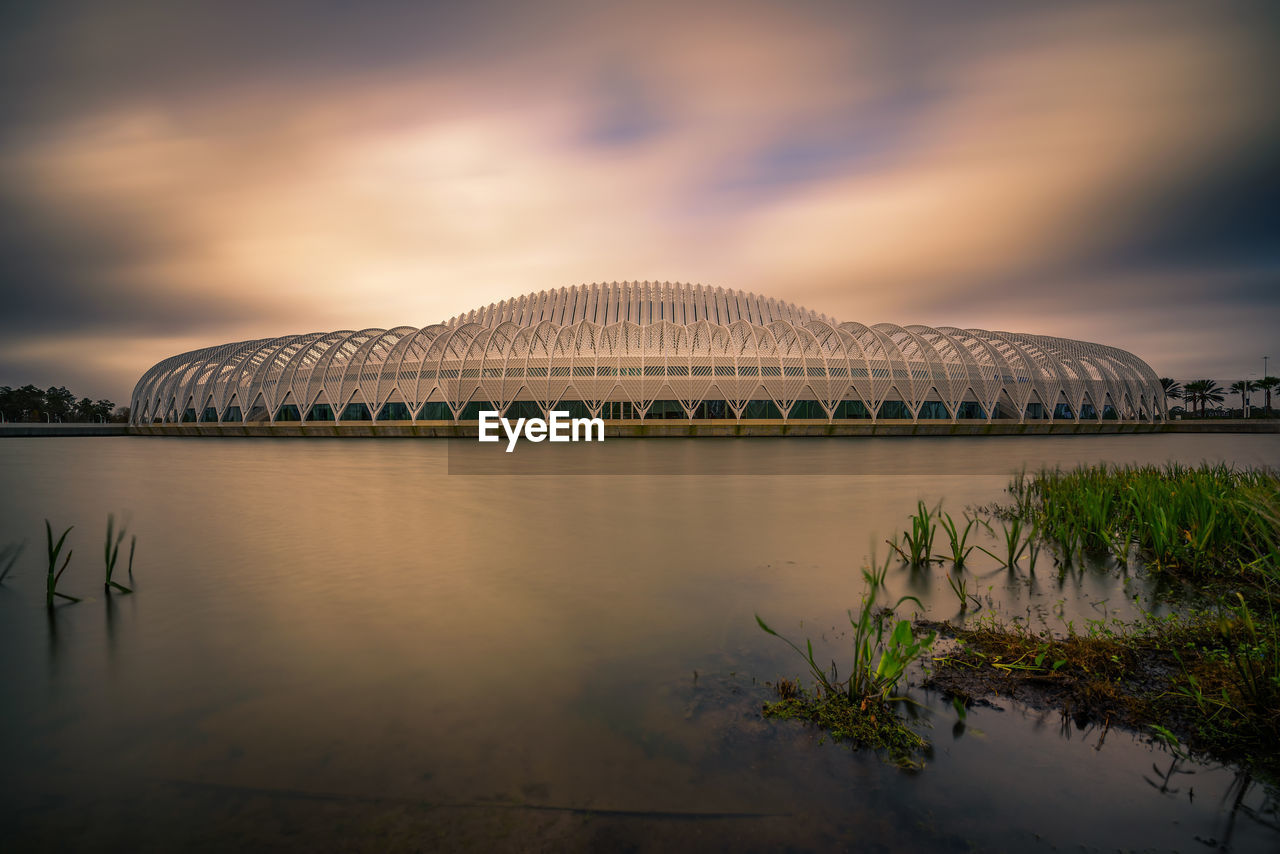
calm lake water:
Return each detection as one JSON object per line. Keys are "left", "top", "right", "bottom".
{"left": 1, "top": 435, "right": 1278, "bottom": 852}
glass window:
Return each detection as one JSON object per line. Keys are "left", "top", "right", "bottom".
{"left": 832, "top": 400, "right": 870, "bottom": 419}
{"left": 741, "top": 399, "right": 783, "bottom": 419}
{"left": 877, "top": 400, "right": 910, "bottom": 419}
{"left": 917, "top": 401, "right": 949, "bottom": 420}
{"left": 418, "top": 402, "right": 452, "bottom": 420}
{"left": 377, "top": 402, "right": 411, "bottom": 421}
{"left": 645, "top": 399, "right": 685, "bottom": 419}
{"left": 458, "top": 400, "right": 496, "bottom": 420}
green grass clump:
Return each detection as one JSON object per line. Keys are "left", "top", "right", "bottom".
{"left": 1008, "top": 463, "right": 1280, "bottom": 582}
{"left": 887, "top": 501, "right": 939, "bottom": 567}
{"left": 928, "top": 593, "right": 1280, "bottom": 778}
{"left": 762, "top": 692, "right": 928, "bottom": 767}
{"left": 756, "top": 554, "right": 936, "bottom": 765}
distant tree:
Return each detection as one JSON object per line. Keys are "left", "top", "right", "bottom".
{"left": 93, "top": 399, "right": 116, "bottom": 422}
{"left": 1, "top": 385, "right": 46, "bottom": 421}
{"left": 111, "top": 406, "right": 130, "bottom": 423}
{"left": 1196, "top": 380, "right": 1225, "bottom": 415}
{"left": 74, "top": 397, "right": 96, "bottom": 422}
{"left": 1229, "top": 380, "right": 1254, "bottom": 413}
{"left": 1159, "top": 378, "right": 1183, "bottom": 407}
{"left": 44, "top": 386, "right": 75, "bottom": 422}
{"left": 1257, "top": 376, "right": 1279, "bottom": 417}
{"left": 1182, "top": 380, "right": 1205, "bottom": 416}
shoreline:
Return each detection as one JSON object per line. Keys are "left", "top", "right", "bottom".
{"left": 2, "top": 419, "right": 1278, "bottom": 438}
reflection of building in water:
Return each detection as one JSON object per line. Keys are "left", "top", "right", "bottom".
{"left": 132, "top": 282, "right": 1163, "bottom": 426}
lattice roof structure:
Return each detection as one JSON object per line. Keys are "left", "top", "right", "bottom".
{"left": 131, "top": 282, "right": 1164, "bottom": 425}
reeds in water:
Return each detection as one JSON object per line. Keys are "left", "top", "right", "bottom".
{"left": 103, "top": 514, "right": 133, "bottom": 594}
{"left": 44, "top": 521, "right": 77, "bottom": 607}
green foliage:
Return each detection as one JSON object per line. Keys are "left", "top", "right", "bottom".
{"left": 887, "top": 501, "right": 938, "bottom": 567}
{"left": 0, "top": 384, "right": 117, "bottom": 422}
{"left": 103, "top": 514, "right": 133, "bottom": 594}
{"left": 44, "top": 521, "right": 78, "bottom": 607}
{"left": 762, "top": 694, "right": 928, "bottom": 767}
{"left": 757, "top": 553, "right": 935, "bottom": 704}
{"left": 1008, "top": 464, "right": 1280, "bottom": 582}
{"left": 938, "top": 510, "right": 977, "bottom": 568}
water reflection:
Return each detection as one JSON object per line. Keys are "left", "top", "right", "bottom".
{"left": 0, "top": 435, "right": 1276, "bottom": 850}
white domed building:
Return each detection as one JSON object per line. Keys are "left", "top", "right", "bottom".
{"left": 131, "top": 282, "right": 1164, "bottom": 429}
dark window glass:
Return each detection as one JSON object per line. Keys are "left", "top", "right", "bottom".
{"left": 832, "top": 399, "right": 871, "bottom": 419}
{"left": 276, "top": 404, "right": 302, "bottom": 422}
{"left": 340, "top": 402, "right": 372, "bottom": 421}
{"left": 877, "top": 400, "right": 911, "bottom": 419}
{"left": 458, "top": 401, "right": 496, "bottom": 420}
{"left": 917, "top": 401, "right": 949, "bottom": 420}
{"left": 504, "top": 400, "right": 544, "bottom": 420}
{"left": 645, "top": 399, "right": 685, "bottom": 419}
{"left": 222, "top": 406, "right": 243, "bottom": 422}
{"left": 787, "top": 400, "right": 827, "bottom": 419}
{"left": 306, "top": 403, "right": 334, "bottom": 421}
{"left": 377, "top": 402, "right": 411, "bottom": 421}
{"left": 552, "top": 400, "right": 593, "bottom": 419}
{"left": 690, "top": 400, "right": 728, "bottom": 419}
{"left": 418, "top": 402, "right": 452, "bottom": 420}
{"left": 741, "top": 399, "right": 783, "bottom": 419}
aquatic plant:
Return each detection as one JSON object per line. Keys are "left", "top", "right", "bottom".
{"left": 1012, "top": 463, "right": 1280, "bottom": 582}
{"left": 756, "top": 553, "right": 935, "bottom": 704}
{"left": 887, "top": 501, "right": 938, "bottom": 567}
{"left": 103, "top": 514, "right": 133, "bottom": 594}
{"left": 946, "top": 570, "right": 979, "bottom": 612}
{"left": 938, "top": 510, "right": 978, "bottom": 569}
{"left": 44, "top": 521, "right": 77, "bottom": 607}
{"left": 977, "top": 517, "right": 1029, "bottom": 571}
{"left": 757, "top": 553, "right": 937, "bottom": 764}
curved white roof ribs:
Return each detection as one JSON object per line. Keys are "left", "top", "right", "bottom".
{"left": 131, "top": 282, "right": 1165, "bottom": 425}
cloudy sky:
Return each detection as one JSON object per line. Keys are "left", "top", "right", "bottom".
{"left": 1, "top": 0, "right": 1276, "bottom": 402}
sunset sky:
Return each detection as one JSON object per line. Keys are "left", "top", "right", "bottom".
{"left": 1, "top": 0, "right": 1276, "bottom": 402}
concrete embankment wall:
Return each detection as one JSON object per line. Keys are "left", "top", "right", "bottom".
{"left": 0, "top": 424, "right": 130, "bottom": 437}
{"left": 123, "top": 419, "right": 1278, "bottom": 438}
{"left": 3, "top": 420, "right": 1274, "bottom": 438}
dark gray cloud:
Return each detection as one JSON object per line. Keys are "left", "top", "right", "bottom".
{"left": 1, "top": 0, "right": 1277, "bottom": 401}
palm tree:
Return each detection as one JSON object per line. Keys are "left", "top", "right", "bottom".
{"left": 1183, "top": 380, "right": 1205, "bottom": 417}
{"left": 1229, "top": 379, "right": 1254, "bottom": 414}
{"left": 1197, "top": 379, "right": 1225, "bottom": 416}
{"left": 1159, "top": 378, "right": 1183, "bottom": 409}
{"left": 1257, "top": 376, "right": 1279, "bottom": 417}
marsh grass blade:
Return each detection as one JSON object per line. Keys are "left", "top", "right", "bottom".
{"left": 44, "top": 520, "right": 77, "bottom": 607}
{"left": 103, "top": 514, "right": 132, "bottom": 594}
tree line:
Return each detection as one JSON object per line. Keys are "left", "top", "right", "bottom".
{"left": 1160, "top": 376, "right": 1279, "bottom": 417}
{"left": 0, "top": 385, "right": 128, "bottom": 423}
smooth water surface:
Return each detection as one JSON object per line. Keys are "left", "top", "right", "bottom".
{"left": 1, "top": 435, "right": 1278, "bottom": 851}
